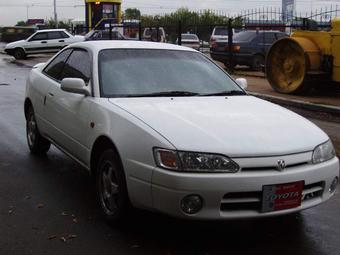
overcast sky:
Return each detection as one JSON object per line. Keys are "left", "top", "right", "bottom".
{"left": 0, "top": 0, "right": 339, "bottom": 26}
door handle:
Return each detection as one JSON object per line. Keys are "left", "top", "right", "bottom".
{"left": 58, "top": 40, "right": 65, "bottom": 42}
{"left": 48, "top": 92, "right": 54, "bottom": 97}
{"left": 41, "top": 41, "right": 47, "bottom": 44}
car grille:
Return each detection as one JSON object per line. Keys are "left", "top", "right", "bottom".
{"left": 220, "top": 182, "right": 324, "bottom": 213}
{"left": 241, "top": 162, "right": 310, "bottom": 172}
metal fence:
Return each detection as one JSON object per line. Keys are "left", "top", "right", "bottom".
{"left": 72, "top": 6, "right": 340, "bottom": 73}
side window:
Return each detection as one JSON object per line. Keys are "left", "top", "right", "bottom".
{"left": 60, "top": 49, "right": 91, "bottom": 84}
{"left": 30, "top": 32, "right": 48, "bottom": 41}
{"left": 252, "top": 34, "right": 262, "bottom": 44}
{"left": 43, "top": 49, "right": 73, "bottom": 80}
{"left": 276, "top": 33, "right": 287, "bottom": 40}
{"left": 264, "top": 33, "right": 276, "bottom": 44}
{"left": 61, "top": 31, "right": 70, "bottom": 38}
{"left": 48, "top": 31, "right": 63, "bottom": 40}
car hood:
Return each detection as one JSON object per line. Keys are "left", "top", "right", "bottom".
{"left": 108, "top": 96, "right": 328, "bottom": 157}
{"left": 5, "top": 40, "right": 25, "bottom": 49}
{"left": 73, "top": 35, "right": 85, "bottom": 42}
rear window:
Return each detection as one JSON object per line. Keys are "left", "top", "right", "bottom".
{"left": 214, "top": 27, "right": 228, "bottom": 36}
{"left": 144, "top": 29, "right": 163, "bottom": 36}
{"left": 182, "top": 34, "right": 198, "bottom": 40}
{"left": 233, "top": 31, "right": 256, "bottom": 42}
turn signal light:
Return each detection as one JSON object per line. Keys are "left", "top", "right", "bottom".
{"left": 154, "top": 149, "right": 179, "bottom": 170}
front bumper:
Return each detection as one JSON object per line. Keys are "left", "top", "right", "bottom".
{"left": 4, "top": 49, "right": 14, "bottom": 55}
{"left": 151, "top": 156, "right": 339, "bottom": 219}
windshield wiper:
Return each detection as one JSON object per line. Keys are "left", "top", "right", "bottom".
{"left": 126, "top": 91, "right": 201, "bottom": 97}
{"left": 200, "top": 90, "right": 246, "bottom": 96}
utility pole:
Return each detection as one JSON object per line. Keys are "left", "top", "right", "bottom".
{"left": 54, "top": 0, "right": 58, "bottom": 28}
{"left": 26, "top": 5, "right": 29, "bottom": 21}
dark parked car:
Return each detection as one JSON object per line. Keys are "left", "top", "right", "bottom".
{"left": 1, "top": 26, "right": 37, "bottom": 43}
{"left": 85, "top": 30, "right": 133, "bottom": 41}
{"left": 210, "top": 30, "right": 287, "bottom": 70}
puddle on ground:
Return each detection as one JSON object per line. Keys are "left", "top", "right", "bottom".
{"left": 2, "top": 57, "right": 33, "bottom": 68}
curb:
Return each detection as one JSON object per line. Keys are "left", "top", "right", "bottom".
{"left": 249, "top": 91, "right": 340, "bottom": 118}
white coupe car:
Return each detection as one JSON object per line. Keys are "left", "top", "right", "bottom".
{"left": 5, "top": 29, "right": 84, "bottom": 59}
{"left": 25, "top": 41, "right": 339, "bottom": 222}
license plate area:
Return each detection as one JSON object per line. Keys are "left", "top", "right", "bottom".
{"left": 262, "top": 181, "right": 304, "bottom": 213}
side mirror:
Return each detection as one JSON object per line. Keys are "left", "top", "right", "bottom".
{"left": 61, "top": 78, "right": 90, "bottom": 96}
{"left": 235, "top": 78, "right": 248, "bottom": 90}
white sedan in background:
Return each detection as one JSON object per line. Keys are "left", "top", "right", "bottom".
{"left": 177, "top": 33, "right": 200, "bottom": 50}
{"left": 25, "top": 41, "right": 339, "bottom": 222}
{"left": 5, "top": 29, "right": 84, "bottom": 59}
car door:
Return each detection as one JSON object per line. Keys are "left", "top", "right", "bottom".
{"left": 25, "top": 32, "right": 49, "bottom": 53}
{"left": 44, "top": 48, "right": 92, "bottom": 163}
{"left": 47, "top": 31, "right": 65, "bottom": 52}
{"left": 39, "top": 49, "right": 73, "bottom": 135}
{"left": 58, "top": 30, "right": 74, "bottom": 46}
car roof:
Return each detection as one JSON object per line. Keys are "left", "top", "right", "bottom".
{"left": 35, "top": 29, "right": 67, "bottom": 33}
{"left": 69, "top": 41, "right": 197, "bottom": 53}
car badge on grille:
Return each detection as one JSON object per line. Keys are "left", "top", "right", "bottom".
{"left": 277, "top": 159, "right": 286, "bottom": 171}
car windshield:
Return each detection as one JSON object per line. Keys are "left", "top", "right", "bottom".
{"left": 98, "top": 49, "right": 244, "bottom": 97}
{"left": 182, "top": 34, "right": 198, "bottom": 40}
{"left": 145, "top": 29, "right": 162, "bottom": 36}
{"left": 214, "top": 27, "right": 228, "bottom": 36}
{"left": 233, "top": 31, "right": 256, "bottom": 42}
{"left": 85, "top": 30, "right": 96, "bottom": 38}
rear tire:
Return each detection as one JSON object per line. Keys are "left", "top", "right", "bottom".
{"left": 13, "top": 48, "right": 26, "bottom": 60}
{"left": 251, "top": 54, "right": 264, "bottom": 71}
{"left": 95, "top": 149, "right": 129, "bottom": 223}
{"left": 26, "top": 107, "right": 51, "bottom": 155}
{"left": 224, "top": 61, "right": 236, "bottom": 71}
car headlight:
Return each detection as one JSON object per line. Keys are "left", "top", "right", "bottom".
{"left": 153, "top": 148, "right": 240, "bottom": 173}
{"left": 312, "top": 140, "right": 336, "bottom": 164}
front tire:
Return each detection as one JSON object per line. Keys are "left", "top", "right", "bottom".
{"left": 13, "top": 48, "right": 26, "bottom": 60}
{"left": 96, "top": 149, "right": 129, "bottom": 223}
{"left": 26, "top": 107, "right": 50, "bottom": 154}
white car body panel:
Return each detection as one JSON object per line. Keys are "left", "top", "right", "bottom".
{"left": 108, "top": 97, "right": 328, "bottom": 157}
{"left": 5, "top": 29, "right": 84, "bottom": 55}
{"left": 25, "top": 41, "right": 339, "bottom": 220}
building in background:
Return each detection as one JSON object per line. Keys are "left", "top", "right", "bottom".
{"left": 85, "top": 0, "right": 122, "bottom": 30}
{"left": 282, "top": 0, "right": 296, "bottom": 22}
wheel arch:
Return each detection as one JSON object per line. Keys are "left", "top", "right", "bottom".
{"left": 24, "top": 98, "right": 33, "bottom": 120}
{"left": 90, "top": 135, "right": 124, "bottom": 177}
{"left": 14, "top": 47, "right": 27, "bottom": 53}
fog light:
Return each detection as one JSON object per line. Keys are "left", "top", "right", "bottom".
{"left": 329, "top": 177, "right": 338, "bottom": 193}
{"left": 180, "top": 195, "right": 203, "bottom": 214}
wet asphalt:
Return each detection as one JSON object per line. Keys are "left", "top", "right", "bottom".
{"left": 0, "top": 53, "right": 340, "bottom": 255}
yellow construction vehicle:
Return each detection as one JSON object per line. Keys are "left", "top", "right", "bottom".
{"left": 266, "top": 19, "right": 340, "bottom": 94}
